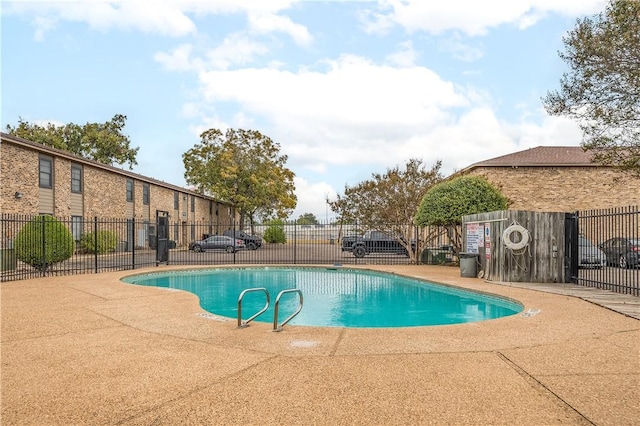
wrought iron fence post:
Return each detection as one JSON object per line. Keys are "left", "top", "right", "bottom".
{"left": 93, "top": 217, "right": 98, "bottom": 273}
{"left": 414, "top": 224, "right": 419, "bottom": 264}
{"left": 131, "top": 217, "right": 136, "bottom": 269}
{"left": 233, "top": 220, "right": 237, "bottom": 265}
{"left": 40, "top": 215, "right": 46, "bottom": 277}
{"left": 354, "top": 220, "right": 359, "bottom": 265}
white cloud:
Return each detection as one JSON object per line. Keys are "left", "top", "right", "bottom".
{"left": 190, "top": 51, "right": 583, "bottom": 186}
{"left": 33, "top": 16, "right": 57, "bottom": 41}
{"left": 507, "top": 110, "right": 584, "bottom": 148}
{"left": 205, "top": 33, "right": 270, "bottom": 70}
{"left": 196, "top": 55, "right": 468, "bottom": 167}
{"left": 154, "top": 33, "right": 271, "bottom": 72}
{"left": 439, "top": 35, "right": 484, "bottom": 62}
{"left": 154, "top": 44, "right": 203, "bottom": 72}
{"left": 4, "top": 0, "right": 302, "bottom": 39}
{"left": 385, "top": 40, "right": 419, "bottom": 67}
{"left": 199, "top": 54, "right": 467, "bottom": 131}
{"left": 7, "top": 1, "right": 197, "bottom": 38}
{"left": 363, "top": 0, "right": 608, "bottom": 36}
{"left": 247, "top": 12, "right": 312, "bottom": 46}
{"left": 291, "top": 177, "right": 336, "bottom": 221}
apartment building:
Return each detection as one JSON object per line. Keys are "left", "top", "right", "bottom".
{"left": 1, "top": 132, "right": 236, "bottom": 248}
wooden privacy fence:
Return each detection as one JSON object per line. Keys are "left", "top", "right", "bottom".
{"left": 462, "top": 207, "right": 639, "bottom": 296}
{"left": 462, "top": 210, "right": 567, "bottom": 283}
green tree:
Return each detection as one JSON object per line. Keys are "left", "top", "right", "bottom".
{"left": 543, "top": 0, "right": 640, "bottom": 176}
{"left": 329, "top": 158, "right": 443, "bottom": 263}
{"left": 263, "top": 219, "right": 287, "bottom": 243}
{"left": 5, "top": 114, "right": 139, "bottom": 168}
{"left": 415, "top": 176, "right": 508, "bottom": 254}
{"left": 183, "top": 129, "right": 297, "bottom": 227}
{"left": 297, "top": 213, "right": 319, "bottom": 225}
{"left": 79, "top": 230, "right": 118, "bottom": 254}
{"left": 14, "top": 215, "right": 75, "bottom": 272}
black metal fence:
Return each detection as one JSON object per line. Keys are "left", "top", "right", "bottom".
{"left": 0, "top": 215, "right": 455, "bottom": 282}
{"left": 3, "top": 209, "right": 638, "bottom": 297}
{"left": 575, "top": 206, "right": 639, "bottom": 296}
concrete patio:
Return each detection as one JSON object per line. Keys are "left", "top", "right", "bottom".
{"left": 1, "top": 265, "right": 638, "bottom": 425}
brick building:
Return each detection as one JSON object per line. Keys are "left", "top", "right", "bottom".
{"left": 456, "top": 146, "right": 640, "bottom": 212}
{"left": 1, "top": 132, "right": 236, "bottom": 248}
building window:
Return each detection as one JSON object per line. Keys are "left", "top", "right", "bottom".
{"left": 71, "top": 164, "right": 82, "bottom": 193}
{"left": 190, "top": 195, "right": 195, "bottom": 213}
{"left": 71, "top": 216, "right": 83, "bottom": 241}
{"left": 174, "top": 191, "right": 179, "bottom": 210}
{"left": 126, "top": 179, "right": 133, "bottom": 202}
{"left": 39, "top": 157, "right": 53, "bottom": 188}
{"left": 143, "top": 183, "right": 150, "bottom": 205}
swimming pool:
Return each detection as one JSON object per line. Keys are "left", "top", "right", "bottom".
{"left": 122, "top": 267, "right": 523, "bottom": 328}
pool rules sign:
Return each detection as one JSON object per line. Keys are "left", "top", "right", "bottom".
{"left": 465, "top": 223, "right": 482, "bottom": 253}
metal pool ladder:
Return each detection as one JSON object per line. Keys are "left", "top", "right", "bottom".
{"left": 236, "top": 288, "right": 303, "bottom": 331}
{"left": 273, "top": 289, "right": 303, "bottom": 332}
{"left": 237, "top": 288, "right": 270, "bottom": 328}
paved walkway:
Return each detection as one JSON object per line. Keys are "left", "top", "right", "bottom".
{"left": 490, "top": 281, "right": 640, "bottom": 320}
{"left": 2, "top": 265, "right": 638, "bottom": 425}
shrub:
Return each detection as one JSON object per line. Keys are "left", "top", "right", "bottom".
{"left": 415, "top": 176, "right": 508, "bottom": 254}
{"left": 263, "top": 219, "right": 287, "bottom": 243}
{"left": 14, "top": 215, "right": 75, "bottom": 271}
{"left": 415, "top": 176, "right": 509, "bottom": 227}
{"left": 79, "top": 230, "right": 118, "bottom": 254}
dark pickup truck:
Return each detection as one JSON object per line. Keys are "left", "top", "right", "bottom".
{"left": 222, "top": 230, "right": 263, "bottom": 250}
{"left": 341, "top": 231, "right": 412, "bottom": 258}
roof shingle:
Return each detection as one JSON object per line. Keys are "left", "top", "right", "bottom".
{"left": 467, "top": 146, "right": 595, "bottom": 169}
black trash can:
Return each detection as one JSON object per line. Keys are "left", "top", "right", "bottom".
{"left": 459, "top": 252, "right": 479, "bottom": 278}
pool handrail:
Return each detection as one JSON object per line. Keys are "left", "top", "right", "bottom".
{"left": 237, "top": 287, "right": 270, "bottom": 328}
{"left": 273, "top": 289, "right": 304, "bottom": 332}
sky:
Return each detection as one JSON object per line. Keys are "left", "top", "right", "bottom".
{"left": 1, "top": 0, "right": 607, "bottom": 221}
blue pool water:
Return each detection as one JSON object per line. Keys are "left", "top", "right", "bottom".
{"left": 122, "top": 267, "right": 523, "bottom": 328}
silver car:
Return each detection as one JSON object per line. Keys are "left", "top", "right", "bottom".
{"left": 578, "top": 235, "right": 606, "bottom": 269}
{"left": 188, "top": 235, "right": 245, "bottom": 253}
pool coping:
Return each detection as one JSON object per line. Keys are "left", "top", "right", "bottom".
{"left": 2, "top": 264, "right": 639, "bottom": 425}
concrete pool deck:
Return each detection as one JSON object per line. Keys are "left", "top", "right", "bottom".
{"left": 1, "top": 265, "right": 638, "bottom": 425}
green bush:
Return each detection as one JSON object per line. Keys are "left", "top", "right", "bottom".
{"left": 14, "top": 215, "right": 75, "bottom": 271}
{"left": 79, "top": 230, "right": 118, "bottom": 254}
{"left": 415, "top": 176, "right": 509, "bottom": 227}
{"left": 263, "top": 219, "right": 287, "bottom": 243}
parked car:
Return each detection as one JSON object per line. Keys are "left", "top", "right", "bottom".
{"left": 341, "top": 231, "right": 414, "bottom": 258}
{"left": 222, "top": 229, "right": 262, "bottom": 250}
{"left": 598, "top": 238, "right": 640, "bottom": 269}
{"left": 578, "top": 235, "right": 606, "bottom": 269}
{"left": 188, "top": 235, "right": 245, "bottom": 253}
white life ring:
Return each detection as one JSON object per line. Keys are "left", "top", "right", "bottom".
{"left": 503, "top": 224, "right": 530, "bottom": 251}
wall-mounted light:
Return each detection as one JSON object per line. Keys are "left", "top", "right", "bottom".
{"left": 14, "top": 192, "right": 23, "bottom": 200}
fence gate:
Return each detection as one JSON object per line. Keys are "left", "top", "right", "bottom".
{"left": 156, "top": 210, "right": 170, "bottom": 265}
{"left": 565, "top": 212, "right": 578, "bottom": 283}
